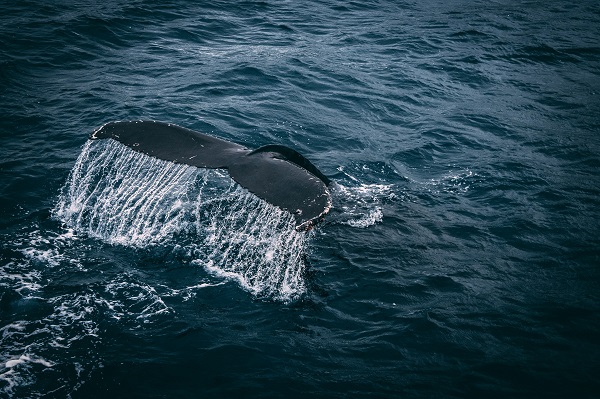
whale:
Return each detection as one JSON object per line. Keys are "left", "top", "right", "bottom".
{"left": 90, "top": 120, "right": 331, "bottom": 230}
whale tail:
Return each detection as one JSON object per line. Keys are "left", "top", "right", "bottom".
{"left": 90, "top": 121, "right": 331, "bottom": 230}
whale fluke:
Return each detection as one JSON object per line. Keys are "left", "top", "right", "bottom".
{"left": 90, "top": 121, "right": 331, "bottom": 230}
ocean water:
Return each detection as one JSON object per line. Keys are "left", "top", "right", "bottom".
{"left": 1, "top": 0, "right": 599, "bottom": 397}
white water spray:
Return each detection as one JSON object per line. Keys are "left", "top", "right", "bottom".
{"left": 53, "top": 139, "right": 310, "bottom": 301}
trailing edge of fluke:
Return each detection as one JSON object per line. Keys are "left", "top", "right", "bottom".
{"left": 90, "top": 120, "right": 332, "bottom": 230}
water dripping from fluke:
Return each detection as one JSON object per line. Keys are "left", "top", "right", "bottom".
{"left": 53, "top": 138, "right": 315, "bottom": 302}
{"left": 89, "top": 120, "right": 332, "bottom": 231}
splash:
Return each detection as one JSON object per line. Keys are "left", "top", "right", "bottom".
{"left": 54, "top": 140, "right": 198, "bottom": 247}
{"left": 194, "top": 183, "right": 310, "bottom": 301}
{"left": 331, "top": 164, "right": 401, "bottom": 228}
{"left": 53, "top": 139, "right": 310, "bottom": 301}
{"left": 330, "top": 182, "right": 396, "bottom": 228}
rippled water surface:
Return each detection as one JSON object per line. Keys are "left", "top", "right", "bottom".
{"left": 1, "top": 1, "right": 599, "bottom": 397}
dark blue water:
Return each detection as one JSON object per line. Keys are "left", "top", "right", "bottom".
{"left": 1, "top": 1, "right": 599, "bottom": 397}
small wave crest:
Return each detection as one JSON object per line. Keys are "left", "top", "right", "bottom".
{"left": 0, "top": 349, "right": 54, "bottom": 394}
{"left": 0, "top": 272, "right": 186, "bottom": 397}
{"left": 327, "top": 164, "right": 476, "bottom": 227}
{"left": 330, "top": 182, "right": 396, "bottom": 228}
{"left": 327, "top": 163, "right": 402, "bottom": 228}
{"left": 416, "top": 168, "right": 477, "bottom": 195}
